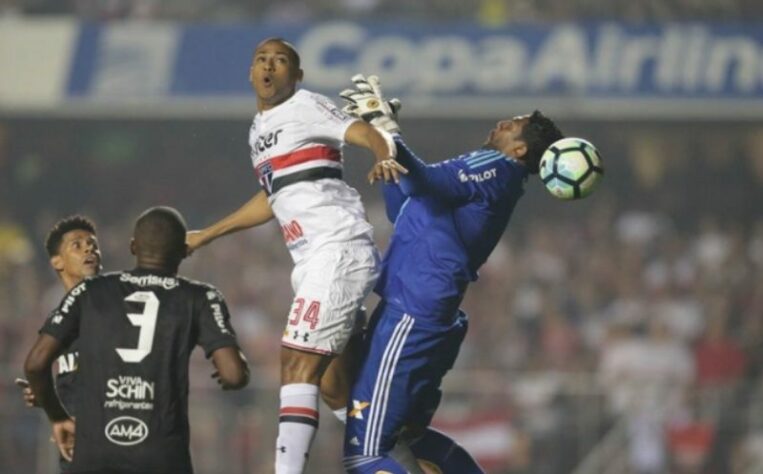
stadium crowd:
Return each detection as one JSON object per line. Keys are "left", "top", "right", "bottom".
{"left": 1, "top": 119, "right": 762, "bottom": 473}
{"left": 2, "top": 0, "right": 763, "bottom": 23}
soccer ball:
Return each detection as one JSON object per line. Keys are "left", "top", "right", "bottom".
{"left": 539, "top": 137, "right": 603, "bottom": 200}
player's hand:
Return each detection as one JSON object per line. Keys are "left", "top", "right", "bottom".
{"left": 15, "top": 378, "right": 38, "bottom": 407}
{"left": 211, "top": 371, "right": 239, "bottom": 391}
{"left": 368, "top": 158, "right": 408, "bottom": 185}
{"left": 340, "top": 74, "right": 402, "bottom": 134}
{"left": 51, "top": 418, "right": 75, "bottom": 462}
{"left": 185, "top": 230, "right": 206, "bottom": 256}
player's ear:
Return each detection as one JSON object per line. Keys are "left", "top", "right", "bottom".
{"left": 50, "top": 255, "right": 64, "bottom": 272}
{"left": 129, "top": 238, "right": 136, "bottom": 256}
{"left": 512, "top": 142, "right": 528, "bottom": 160}
{"left": 295, "top": 67, "right": 304, "bottom": 83}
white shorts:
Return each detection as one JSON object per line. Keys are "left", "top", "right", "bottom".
{"left": 282, "top": 242, "right": 379, "bottom": 355}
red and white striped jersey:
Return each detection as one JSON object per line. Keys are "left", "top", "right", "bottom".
{"left": 249, "top": 89, "right": 374, "bottom": 263}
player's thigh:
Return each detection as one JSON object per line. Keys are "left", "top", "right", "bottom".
{"left": 320, "top": 310, "right": 367, "bottom": 410}
{"left": 283, "top": 244, "right": 378, "bottom": 356}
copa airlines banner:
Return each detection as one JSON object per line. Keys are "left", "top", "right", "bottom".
{"left": 3, "top": 20, "right": 763, "bottom": 118}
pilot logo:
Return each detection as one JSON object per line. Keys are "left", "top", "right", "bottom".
{"left": 105, "top": 416, "right": 149, "bottom": 446}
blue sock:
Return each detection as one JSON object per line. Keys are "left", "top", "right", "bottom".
{"left": 409, "top": 428, "right": 484, "bottom": 474}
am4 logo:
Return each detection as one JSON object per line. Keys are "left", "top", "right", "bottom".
{"left": 288, "top": 298, "right": 320, "bottom": 330}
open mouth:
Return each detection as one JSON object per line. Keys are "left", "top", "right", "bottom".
{"left": 262, "top": 76, "right": 273, "bottom": 87}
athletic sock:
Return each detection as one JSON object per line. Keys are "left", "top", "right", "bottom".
{"left": 332, "top": 407, "right": 348, "bottom": 424}
{"left": 275, "top": 383, "right": 320, "bottom": 474}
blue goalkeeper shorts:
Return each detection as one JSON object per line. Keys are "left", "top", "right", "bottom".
{"left": 344, "top": 300, "right": 468, "bottom": 458}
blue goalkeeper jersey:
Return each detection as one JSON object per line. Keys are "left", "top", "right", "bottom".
{"left": 376, "top": 137, "right": 528, "bottom": 324}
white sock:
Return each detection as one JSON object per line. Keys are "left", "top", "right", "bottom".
{"left": 275, "top": 383, "right": 320, "bottom": 474}
{"left": 332, "top": 407, "right": 347, "bottom": 424}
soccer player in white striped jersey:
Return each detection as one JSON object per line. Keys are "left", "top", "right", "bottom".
{"left": 186, "top": 38, "right": 406, "bottom": 474}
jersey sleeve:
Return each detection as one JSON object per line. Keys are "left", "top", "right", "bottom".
{"left": 395, "top": 137, "right": 514, "bottom": 204}
{"left": 300, "top": 91, "right": 358, "bottom": 143}
{"left": 382, "top": 183, "right": 408, "bottom": 223}
{"left": 39, "top": 281, "right": 86, "bottom": 349}
{"left": 195, "top": 286, "right": 240, "bottom": 358}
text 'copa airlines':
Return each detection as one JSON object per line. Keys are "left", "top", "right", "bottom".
{"left": 298, "top": 22, "right": 763, "bottom": 96}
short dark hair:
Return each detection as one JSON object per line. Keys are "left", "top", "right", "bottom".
{"left": 133, "top": 206, "right": 187, "bottom": 261}
{"left": 256, "top": 37, "right": 301, "bottom": 69}
{"left": 520, "top": 110, "right": 564, "bottom": 174}
{"left": 45, "top": 215, "right": 97, "bottom": 257}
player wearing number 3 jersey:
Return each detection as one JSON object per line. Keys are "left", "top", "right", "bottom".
{"left": 24, "top": 207, "right": 249, "bottom": 474}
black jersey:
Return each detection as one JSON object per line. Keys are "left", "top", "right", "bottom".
{"left": 40, "top": 268, "right": 240, "bottom": 474}
{"left": 44, "top": 305, "right": 81, "bottom": 411}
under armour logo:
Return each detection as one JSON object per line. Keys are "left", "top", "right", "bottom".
{"left": 293, "top": 331, "right": 300, "bottom": 340}
{"left": 278, "top": 446, "right": 286, "bottom": 453}
{"left": 302, "top": 332, "right": 309, "bottom": 342}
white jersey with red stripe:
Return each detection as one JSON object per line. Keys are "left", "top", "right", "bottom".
{"left": 249, "top": 89, "right": 374, "bottom": 263}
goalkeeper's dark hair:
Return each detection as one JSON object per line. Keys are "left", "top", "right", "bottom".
{"left": 133, "top": 206, "right": 187, "bottom": 263}
{"left": 45, "top": 215, "right": 97, "bottom": 257}
{"left": 520, "top": 110, "right": 564, "bottom": 174}
{"left": 256, "top": 37, "right": 301, "bottom": 69}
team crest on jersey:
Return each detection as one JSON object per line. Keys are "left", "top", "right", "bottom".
{"left": 256, "top": 161, "right": 274, "bottom": 193}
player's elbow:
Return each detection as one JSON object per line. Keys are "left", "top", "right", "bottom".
{"left": 23, "top": 348, "right": 50, "bottom": 379}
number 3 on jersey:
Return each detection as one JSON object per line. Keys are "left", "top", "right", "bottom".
{"left": 116, "top": 291, "right": 159, "bottom": 363}
{"left": 288, "top": 297, "right": 321, "bottom": 330}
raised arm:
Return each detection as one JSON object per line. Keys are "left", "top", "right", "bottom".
{"left": 393, "top": 138, "right": 476, "bottom": 203}
{"left": 344, "top": 121, "right": 407, "bottom": 183}
{"left": 187, "top": 190, "right": 274, "bottom": 253}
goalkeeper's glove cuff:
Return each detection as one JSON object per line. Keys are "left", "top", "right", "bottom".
{"left": 370, "top": 115, "right": 401, "bottom": 134}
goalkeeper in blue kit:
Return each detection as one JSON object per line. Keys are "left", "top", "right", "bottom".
{"left": 340, "top": 76, "right": 564, "bottom": 473}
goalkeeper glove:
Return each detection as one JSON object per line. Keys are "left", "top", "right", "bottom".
{"left": 340, "top": 74, "right": 402, "bottom": 134}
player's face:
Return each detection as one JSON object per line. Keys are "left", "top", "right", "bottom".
{"left": 51, "top": 230, "right": 102, "bottom": 285}
{"left": 249, "top": 41, "right": 303, "bottom": 110}
{"left": 485, "top": 115, "right": 530, "bottom": 159}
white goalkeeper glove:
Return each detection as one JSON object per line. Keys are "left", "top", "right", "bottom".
{"left": 340, "top": 74, "right": 402, "bottom": 134}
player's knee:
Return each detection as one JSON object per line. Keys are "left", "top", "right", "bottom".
{"left": 319, "top": 382, "right": 347, "bottom": 410}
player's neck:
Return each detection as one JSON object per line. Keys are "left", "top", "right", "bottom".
{"left": 257, "top": 89, "right": 297, "bottom": 112}
{"left": 134, "top": 259, "right": 179, "bottom": 275}
{"left": 59, "top": 273, "right": 82, "bottom": 292}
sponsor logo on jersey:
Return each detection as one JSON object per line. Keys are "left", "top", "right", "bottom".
{"left": 105, "top": 416, "right": 149, "bottom": 446}
{"left": 458, "top": 168, "right": 497, "bottom": 183}
{"left": 104, "top": 376, "right": 155, "bottom": 411}
{"left": 251, "top": 129, "right": 283, "bottom": 158}
{"left": 57, "top": 352, "right": 79, "bottom": 374}
{"left": 210, "top": 302, "right": 231, "bottom": 335}
{"left": 61, "top": 282, "right": 87, "bottom": 314}
{"left": 120, "top": 273, "right": 178, "bottom": 289}
{"left": 50, "top": 310, "right": 64, "bottom": 325}
{"left": 281, "top": 220, "right": 304, "bottom": 244}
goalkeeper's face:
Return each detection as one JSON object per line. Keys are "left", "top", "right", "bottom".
{"left": 485, "top": 115, "right": 530, "bottom": 159}
{"left": 250, "top": 40, "right": 303, "bottom": 110}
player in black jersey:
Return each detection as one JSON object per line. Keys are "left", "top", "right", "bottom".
{"left": 24, "top": 206, "right": 249, "bottom": 474}
{"left": 16, "top": 215, "right": 101, "bottom": 472}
